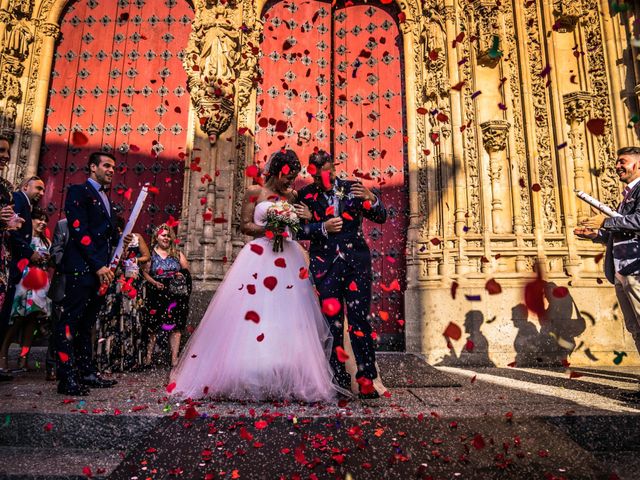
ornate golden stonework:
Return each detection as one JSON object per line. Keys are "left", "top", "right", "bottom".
{"left": 1, "top": 0, "right": 640, "bottom": 366}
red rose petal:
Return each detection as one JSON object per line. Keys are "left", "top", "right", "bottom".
{"left": 336, "top": 346, "right": 350, "bottom": 362}
{"left": 72, "top": 131, "right": 89, "bottom": 146}
{"left": 263, "top": 276, "right": 277, "bottom": 291}
{"left": 322, "top": 298, "right": 341, "bottom": 316}
{"left": 299, "top": 267, "right": 309, "bottom": 279}
{"left": 485, "top": 278, "right": 502, "bottom": 295}
{"left": 256, "top": 333, "right": 264, "bottom": 342}
{"left": 247, "top": 284, "right": 256, "bottom": 295}
{"left": 274, "top": 258, "right": 286, "bottom": 268}
{"left": 244, "top": 311, "right": 260, "bottom": 323}
{"left": 80, "top": 235, "right": 92, "bottom": 246}
{"left": 443, "top": 322, "right": 462, "bottom": 340}
{"left": 250, "top": 244, "right": 264, "bottom": 255}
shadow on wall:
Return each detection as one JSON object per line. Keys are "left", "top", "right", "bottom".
{"left": 437, "top": 310, "right": 496, "bottom": 367}
{"left": 512, "top": 281, "right": 587, "bottom": 367}
{"left": 436, "top": 280, "right": 590, "bottom": 368}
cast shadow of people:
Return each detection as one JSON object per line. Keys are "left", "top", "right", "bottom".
{"left": 437, "top": 310, "right": 495, "bottom": 367}
{"left": 512, "top": 282, "right": 587, "bottom": 367}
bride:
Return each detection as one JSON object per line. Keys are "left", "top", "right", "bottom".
{"left": 169, "top": 150, "right": 344, "bottom": 402}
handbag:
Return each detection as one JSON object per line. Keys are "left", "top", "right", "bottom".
{"left": 168, "top": 274, "right": 188, "bottom": 296}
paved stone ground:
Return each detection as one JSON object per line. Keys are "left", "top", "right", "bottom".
{"left": 1, "top": 349, "right": 640, "bottom": 479}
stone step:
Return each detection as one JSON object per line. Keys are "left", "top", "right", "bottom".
{"left": 0, "top": 446, "right": 121, "bottom": 479}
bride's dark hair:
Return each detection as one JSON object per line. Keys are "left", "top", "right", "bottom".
{"left": 265, "top": 149, "right": 301, "bottom": 179}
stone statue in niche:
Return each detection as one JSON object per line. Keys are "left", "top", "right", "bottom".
{"left": 8, "top": 0, "right": 34, "bottom": 19}
{"left": 4, "top": 21, "right": 33, "bottom": 61}
{"left": 184, "top": 0, "right": 241, "bottom": 145}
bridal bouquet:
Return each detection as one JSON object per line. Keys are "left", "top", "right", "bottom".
{"left": 265, "top": 200, "right": 301, "bottom": 252}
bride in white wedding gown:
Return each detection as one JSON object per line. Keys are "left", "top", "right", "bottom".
{"left": 169, "top": 150, "right": 342, "bottom": 402}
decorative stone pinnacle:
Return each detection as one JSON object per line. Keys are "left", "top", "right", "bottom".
{"left": 480, "top": 120, "right": 510, "bottom": 153}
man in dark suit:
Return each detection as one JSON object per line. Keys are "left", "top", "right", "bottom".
{"left": 298, "top": 150, "right": 387, "bottom": 399}
{"left": 0, "top": 176, "right": 45, "bottom": 370}
{"left": 576, "top": 146, "right": 640, "bottom": 398}
{"left": 56, "top": 152, "right": 125, "bottom": 395}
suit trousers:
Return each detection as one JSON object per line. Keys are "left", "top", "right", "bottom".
{"left": 614, "top": 273, "right": 640, "bottom": 353}
{"left": 55, "top": 274, "right": 103, "bottom": 381}
{"left": 313, "top": 256, "right": 378, "bottom": 382}
{"left": 0, "top": 282, "right": 17, "bottom": 350}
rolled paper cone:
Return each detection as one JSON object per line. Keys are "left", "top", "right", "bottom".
{"left": 574, "top": 189, "right": 621, "bottom": 218}
{"left": 108, "top": 186, "right": 150, "bottom": 270}
{"left": 99, "top": 186, "right": 150, "bottom": 296}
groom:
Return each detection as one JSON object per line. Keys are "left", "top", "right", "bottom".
{"left": 298, "top": 150, "right": 387, "bottom": 399}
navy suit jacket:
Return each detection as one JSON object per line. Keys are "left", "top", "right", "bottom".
{"left": 61, "top": 182, "right": 118, "bottom": 279}
{"left": 595, "top": 182, "right": 640, "bottom": 284}
{"left": 298, "top": 179, "right": 386, "bottom": 266}
{"left": 7, "top": 191, "right": 33, "bottom": 283}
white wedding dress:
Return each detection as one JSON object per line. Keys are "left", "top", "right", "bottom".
{"left": 169, "top": 201, "right": 339, "bottom": 402}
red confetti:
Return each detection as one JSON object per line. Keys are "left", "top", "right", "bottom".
{"left": 166, "top": 382, "right": 176, "bottom": 393}
{"left": 299, "top": 267, "right": 309, "bottom": 279}
{"left": 247, "top": 284, "right": 256, "bottom": 295}
{"left": 472, "top": 433, "right": 486, "bottom": 450}
{"left": 524, "top": 275, "right": 546, "bottom": 317}
{"left": 58, "top": 352, "right": 69, "bottom": 363}
{"left": 72, "top": 131, "right": 89, "bottom": 146}
{"left": 246, "top": 165, "right": 259, "bottom": 178}
{"left": 348, "top": 281, "right": 358, "bottom": 291}
{"left": 244, "top": 311, "right": 260, "bottom": 323}
{"left": 336, "top": 346, "right": 350, "bottom": 362}
{"left": 531, "top": 183, "right": 542, "bottom": 192}
{"left": 485, "top": 278, "right": 502, "bottom": 295}
{"left": 255, "top": 420, "right": 268, "bottom": 429}
{"left": 80, "top": 235, "right": 92, "bottom": 246}
{"left": 17, "top": 258, "right": 29, "bottom": 273}
{"left": 322, "top": 298, "right": 341, "bottom": 316}
{"left": 443, "top": 322, "right": 462, "bottom": 340}
{"left": 21, "top": 268, "right": 48, "bottom": 291}
{"left": 552, "top": 286, "right": 569, "bottom": 298}
{"left": 263, "top": 276, "right": 277, "bottom": 291}
{"left": 256, "top": 333, "right": 264, "bottom": 342}
{"left": 450, "top": 281, "right": 459, "bottom": 299}
{"left": 586, "top": 118, "right": 605, "bottom": 136}
{"left": 274, "top": 258, "right": 286, "bottom": 268}
{"left": 250, "top": 244, "right": 264, "bottom": 255}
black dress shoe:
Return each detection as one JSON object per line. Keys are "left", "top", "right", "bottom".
{"left": 358, "top": 390, "right": 380, "bottom": 400}
{"left": 79, "top": 374, "right": 117, "bottom": 388}
{"left": 57, "top": 380, "right": 90, "bottom": 396}
{"left": 620, "top": 390, "right": 640, "bottom": 401}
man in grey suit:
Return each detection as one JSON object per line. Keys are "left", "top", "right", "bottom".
{"left": 45, "top": 218, "right": 68, "bottom": 381}
{"left": 576, "top": 146, "right": 640, "bottom": 398}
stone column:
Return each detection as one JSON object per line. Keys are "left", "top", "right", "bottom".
{"left": 24, "top": 22, "right": 59, "bottom": 177}
{"left": 480, "top": 120, "right": 510, "bottom": 234}
{"left": 562, "top": 91, "right": 591, "bottom": 223}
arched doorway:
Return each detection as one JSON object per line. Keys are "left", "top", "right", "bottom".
{"left": 38, "top": 0, "right": 194, "bottom": 235}
{"left": 255, "top": 0, "right": 407, "bottom": 349}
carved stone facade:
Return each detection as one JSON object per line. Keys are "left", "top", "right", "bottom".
{"left": 1, "top": 0, "right": 639, "bottom": 366}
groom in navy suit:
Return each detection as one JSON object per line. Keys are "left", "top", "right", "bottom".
{"left": 55, "top": 152, "right": 123, "bottom": 395}
{"left": 298, "top": 150, "right": 387, "bottom": 399}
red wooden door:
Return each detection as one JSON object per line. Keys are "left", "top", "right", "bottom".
{"left": 256, "top": 0, "right": 407, "bottom": 349}
{"left": 39, "top": 0, "right": 194, "bottom": 236}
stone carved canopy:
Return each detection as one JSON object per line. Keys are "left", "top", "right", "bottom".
{"left": 552, "top": 0, "right": 583, "bottom": 33}
{"left": 480, "top": 120, "right": 510, "bottom": 153}
{"left": 563, "top": 91, "right": 592, "bottom": 124}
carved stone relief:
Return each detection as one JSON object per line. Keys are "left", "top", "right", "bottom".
{"left": 583, "top": 0, "right": 619, "bottom": 209}
{"left": 184, "top": 0, "right": 242, "bottom": 145}
{"left": 523, "top": 0, "right": 558, "bottom": 233}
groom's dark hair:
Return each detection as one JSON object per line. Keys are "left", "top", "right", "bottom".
{"left": 266, "top": 149, "right": 301, "bottom": 178}
{"left": 308, "top": 150, "right": 332, "bottom": 171}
